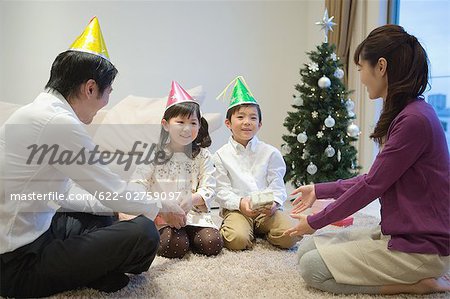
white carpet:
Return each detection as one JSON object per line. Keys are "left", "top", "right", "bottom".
{"left": 49, "top": 212, "right": 450, "bottom": 299}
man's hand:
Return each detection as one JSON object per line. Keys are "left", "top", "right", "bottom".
{"left": 282, "top": 213, "right": 316, "bottom": 237}
{"left": 239, "top": 197, "right": 260, "bottom": 218}
{"left": 117, "top": 212, "right": 138, "bottom": 221}
{"left": 291, "top": 184, "right": 317, "bottom": 214}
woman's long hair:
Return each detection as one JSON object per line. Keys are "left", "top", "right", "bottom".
{"left": 353, "top": 24, "right": 429, "bottom": 145}
{"left": 157, "top": 102, "right": 211, "bottom": 161}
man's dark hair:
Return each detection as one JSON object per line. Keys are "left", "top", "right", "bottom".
{"left": 225, "top": 103, "right": 262, "bottom": 122}
{"left": 45, "top": 50, "right": 118, "bottom": 99}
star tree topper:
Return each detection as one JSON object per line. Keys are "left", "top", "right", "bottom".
{"left": 315, "top": 9, "right": 336, "bottom": 43}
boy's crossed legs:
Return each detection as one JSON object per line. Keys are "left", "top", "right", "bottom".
{"left": 220, "top": 209, "right": 301, "bottom": 250}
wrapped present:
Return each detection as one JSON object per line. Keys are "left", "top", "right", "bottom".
{"left": 250, "top": 191, "right": 274, "bottom": 210}
{"left": 311, "top": 199, "right": 354, "bottom": 227}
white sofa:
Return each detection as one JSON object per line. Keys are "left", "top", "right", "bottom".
{"left": 0, "top": 86, "right": 223, "bottom": 181}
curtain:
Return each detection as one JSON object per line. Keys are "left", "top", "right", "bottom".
{"left": 325, "top": 0, "right": 389, "bottom": 173}
{"left": 325, "top": 0, "right": 357, "bottom": 85}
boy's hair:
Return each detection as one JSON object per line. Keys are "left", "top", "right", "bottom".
{"left": 45, "top": 50, "right": 118, "bottom": 100}
{"left": 158, "top": 102, "right": 211, "bottom": 160}
{"left": 225, "top": 103, "right": 262, "bottom": 122}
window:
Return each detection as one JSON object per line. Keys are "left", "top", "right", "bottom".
{"left": 395, "top": 0, "right": 450, "bottom": 152}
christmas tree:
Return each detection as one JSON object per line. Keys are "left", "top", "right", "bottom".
{"left": 282, "top": 10, "right": 360, "bottom": 186}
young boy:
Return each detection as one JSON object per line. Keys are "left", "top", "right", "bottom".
{"left": 213, "top": 76, "right": 300, "bottom": 250}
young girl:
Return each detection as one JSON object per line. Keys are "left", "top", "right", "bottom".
{"left": 284, "top": 25, "right": 449, "bottom": 295}
{"left": 134, "top": 81, "right": 223, "bottom": 258}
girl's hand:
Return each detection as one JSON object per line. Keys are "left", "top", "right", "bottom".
{"left": 291, "top": 184, "right": 317, "bottom": 214}
{"left": 282, "top": 214, "right": 316, "bottom": 237}
{"left": 159, "top": 212, "right": 187, "bottom": 229}
{"left": 179, "top": 196, "right": 194, "bottom": 214}
{"left": 192, "top": 193, "right": 205, "bottom": 206}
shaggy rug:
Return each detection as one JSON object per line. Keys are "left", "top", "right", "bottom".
{"left": 48, "top": 212, "right": 450, "bottom": 299}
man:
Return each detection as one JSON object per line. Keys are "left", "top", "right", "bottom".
{"left": 0, "top": 17, "right": 183, "bottom": 297}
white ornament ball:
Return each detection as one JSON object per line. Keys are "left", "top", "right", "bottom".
{"left": 297, "top": 132, "right": 308, "bottom": 143}
{"left": 334, "top": 68, "right": 344, "bottom": 79}
{"left": 345, "top": 99, "right": 355, "bottom": 111}
{"left": 318, "top": 76, "right": 331, "bottom": 89}
{"left": 325, "top": 145, "right": 336, "bottom": 157}
{"left": 281, "top": 144, "right": 292, "bottom": 155}
{"left": 347, "top": 123, "right": 360, "bottom": 137}
{"left": 348, "top": 111, "right": 355, "bottom": 118}
{"left": 293, "top": 97, "right": 303, "bottom": 106}
{"left": 307, "top": 162, "right": 318, "bottom": 175}
{"left": 324, "top": 115, "right": 336, "bottom": 128}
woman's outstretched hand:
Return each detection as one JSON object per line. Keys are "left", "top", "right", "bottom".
{"left": 282, "top": 213, "right": 316, "bottom": 237}
{"left": 291, "top": 184, "right": 317, "bottom": 214}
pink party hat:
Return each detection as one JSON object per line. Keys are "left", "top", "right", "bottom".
{"left": 165, "top": 81, "right": 199, "bottom": 110}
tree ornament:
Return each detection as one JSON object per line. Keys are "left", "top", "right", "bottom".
{"left": 302, "top": 149, "right": 310, "bottom": 160}
{"left": 318, "top": 76, "right": 331, "bottom": 89}
{"left": 337, "top": 149, "right": 341, "bottom": 162}
{"left": 311, "top": 111, "right": 319, "bottom": 118}
{"left": 324, "top": 115, "right": 335, "bottom": 128}
{"left": 307, "top": 162, "right": 318, "bottom": 175}
{"left": 330, "top": 53, "right": 337, "bottom": 61}
{"left": 325, "top": 145, "right": 336, "bottom": 157}
{"left": 297, "top": 132, "right": 308, "bottom": 143}
{"left": 281, "top": 144, "right": 292, "bottom": 155}
{"left": 334, "top": 68, "right": 344, "bottom": 79}
{"left": 316, "top": 131, "right": 324, "bottom": 138}
{"left": 293, "top": 97, "right": 303, "bottom": 106}
{"left": 347, "top": 123, "right": 360, "bottom": 137}
{"left": 308, "top": 62, "right": 319, "bottom": 72}
{"left": 345, "top": 99, "right": 355, "bottom": 111}
{"left": 315, "top": 9, "right": 336, "bottom": 43}
{"left": 348, "top": 111, "right": 355, "bottom": 118}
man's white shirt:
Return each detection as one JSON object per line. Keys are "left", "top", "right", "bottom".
{"left": 0, "top": 90, "right": 159, "bottom": 254}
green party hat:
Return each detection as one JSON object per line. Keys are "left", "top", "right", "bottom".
{"left": 217, "top": 76, "right": 258, "bottom": 110}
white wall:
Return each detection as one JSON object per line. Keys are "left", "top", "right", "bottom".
{"left": 0, "top": 0, "right": 324, "bottom": 152}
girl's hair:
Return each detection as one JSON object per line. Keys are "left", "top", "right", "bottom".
{"left": 353, "top": 24, "right": 429, "bottom": 145}
{"left": 157, "top": 102, "right": 211, "bottom": 161}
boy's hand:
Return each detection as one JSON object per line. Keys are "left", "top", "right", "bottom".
{"left": 239, "top": 197, "right": 260, "bottom": 218}
{"left": 291, "top": 184, "right": 317, "bottom": 214}
{"left": 260, "top": 202, "right": 279, "bottom": 217}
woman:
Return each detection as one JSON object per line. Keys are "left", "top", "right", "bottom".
{"left": 284, "top": 24, "right": 449, "bottom": 295}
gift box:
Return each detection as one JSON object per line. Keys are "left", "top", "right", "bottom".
{"left": 311, "top": 199, "right": 354, "bottom": 227}
{"left": 250, "top": 191, "right": 274, "bottom": 210}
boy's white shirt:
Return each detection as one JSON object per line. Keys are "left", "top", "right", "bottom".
{"left": 213, "top": 136, "right": 287, "bottom": 211}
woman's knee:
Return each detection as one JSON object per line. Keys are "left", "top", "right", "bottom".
{"left": 298, "top": 249, "right": 331, "bottom": 287}
{"left": 297, "top": 237, "right": 317, "bottom": 263}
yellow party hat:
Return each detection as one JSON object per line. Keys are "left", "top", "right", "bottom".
{"left": 69, "top": 16, "right": 110, "bottom": 61}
